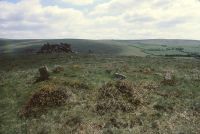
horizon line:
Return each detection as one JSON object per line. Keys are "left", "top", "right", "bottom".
{"left": 1, "top": 38, "right": 200, "bottom": 41}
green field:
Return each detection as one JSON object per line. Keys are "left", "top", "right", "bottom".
{"left": 0, "top": 39, "right": 200, "bottom": 133}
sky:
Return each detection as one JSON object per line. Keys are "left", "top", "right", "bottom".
{"left": 0, "top": 0, "right": 200, "bottom": 39}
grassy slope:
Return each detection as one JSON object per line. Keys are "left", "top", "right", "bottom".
{"left": 0, "top": 39, "right": 147, "bottom": 56}
{"left": 2, "top": 39, "right": 200, "bottom": 57}
{"left": 0, "top": 53, "right": 199, "bottom": 133}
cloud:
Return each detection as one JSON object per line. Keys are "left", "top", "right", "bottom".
{"left": 0, "top": 0, "right": 200, "bottom": 39}
{"left": 0, "top": 0, "right": 92, "bottom": 38}
{"left": 89, "top": 0, "right": 146, "bottom": 17}
{"left": 61, "top": 0, "right": 94, "bottom": 5}
{"left": 152, "top": 0, "right": 172, "bottom": 9}
{"left": 157, "top": 17, "right": 187, "bottom": 28}
{"left": 123, "top": 14, "right": 155, "bottom": 23}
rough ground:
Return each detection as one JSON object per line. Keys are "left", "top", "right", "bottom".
{"left": 0, "top": 53, "right": 199, "bottom": 134}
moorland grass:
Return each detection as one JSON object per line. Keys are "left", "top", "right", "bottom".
{"left": 0, "top": 53, "right": 199, "bottom": 133}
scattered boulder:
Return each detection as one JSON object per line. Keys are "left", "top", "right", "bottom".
{"left": 36, "top": 66, "right": 50, "bottom": 82}
{"left": 164, "top": 72, "right": 173, "bottom": 80}
{"left": 105, "top": 69, "right": 112, "bottom": 74}
{"left": 52, "top": 65, "right": 64, "bottom": 73}
{"left": 143, "top": 68, "right": 152, "bottom": 74}
{"left": 88, "top": 49, "right": 93, "bottom": 54}
{"left": 191, "top": 101, "right": 200, "bottom": 113}
{"left": 114, "top": 73, "right": 127, "bottom": 80}
{"left": 191, "top": 69, "right": 200, "bottom": 81}
{"left": 140, "top": 68, "right": 153, "bottom": 74}
{"left": 161, "top": 71, "right": 176, "bottom": 85}
{"left": 37, "top": 42, "right": 73, "bottom": 54}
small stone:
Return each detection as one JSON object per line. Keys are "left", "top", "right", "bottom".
{"left": 143, "top": 68, "right": 152, "bottom": 74}
{"left": 164, "top": 72, "right": 172, "bottom": 80}
{"left": 114, "top": 73, "right": 126, "bottom": 80}
{"left": 162, "top": 71, "right": 176, "bottom": 85}
{"left": 52, "top": 65, "right": 64, "bottom": 73}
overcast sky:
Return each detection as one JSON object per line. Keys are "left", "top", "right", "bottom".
{"left": 0, "top": 0, "right": 200, "bottom": 39}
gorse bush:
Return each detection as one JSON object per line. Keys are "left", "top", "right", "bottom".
{"left": 19, "top": 85, "right": 72, "bottom": 118}
{"left": 96, "top": 81, "right": 142, "bottom": 115}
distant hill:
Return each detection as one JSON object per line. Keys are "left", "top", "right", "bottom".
{"left": 0, "top": 39, "right": 200, "bottom": 57}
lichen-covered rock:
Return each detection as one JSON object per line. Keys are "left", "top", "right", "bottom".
{"left": 114, "top": 73, "right": 126, "bottom": 80}
{"left": 38, "top": 66, "right": 50, "bottom": 81}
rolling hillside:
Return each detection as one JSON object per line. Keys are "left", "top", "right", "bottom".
{"left": 0, "top": 39, "right": 200, "bottom": 57}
